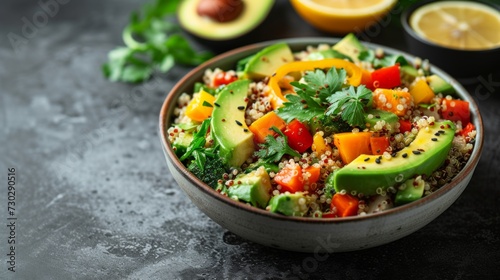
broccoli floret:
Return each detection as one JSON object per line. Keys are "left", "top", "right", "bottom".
{"left": 188, "top": 157, "right": 228, "bottom": 189}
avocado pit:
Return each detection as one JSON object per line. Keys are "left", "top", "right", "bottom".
{"left": 196, "top": 0, "right": 244, "bottom": 23}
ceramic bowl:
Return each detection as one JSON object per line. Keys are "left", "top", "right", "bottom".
{"left": 158, "top": 38, "right": 484, "bottom": 253}
{"left": 401, "top": 0, "right": 500, "bottom": 83}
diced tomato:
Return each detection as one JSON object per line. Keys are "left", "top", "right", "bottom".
{"left": 370, "top": 136, "right": 390, "bottom": 155}
{"left": 331, "top": 193, "right": 359, "bottom": 217}
{"left": 274, "top": 164, "right": 304, "bottom": 193}
{"left": 371, "top": 64, "right": 401, "bottom": 89}
{"left": 441, "top": 99, "right": 470, "bottom": 125}
{"left": 361, "top": 68, "right": 374, "bottom": 90}
{"left": 283, "top": 120, "right": 313, "bottom": 153}
{"left": 304, "top": 165, "right": 321, "bottom": 184}
{"left": 459, "top": 122, "right": 475, "bottom": 139}
{"left": 398, "top": 119, "right": 412, "bottom": 133}
{"left": 211, "top": 71, "right": 238, "bottom": 87}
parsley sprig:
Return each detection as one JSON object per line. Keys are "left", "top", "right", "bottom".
{"left": 102, "top": 0, "right": 213, "bottom": 83}
{"left": 326, "top": 85, "right": 372, "bottom": 127}
{"left": 255, "top": 127, "right": 301, "bottom": 163}
{"left": 276, "top": 67, "right": 373, "bottom": 128}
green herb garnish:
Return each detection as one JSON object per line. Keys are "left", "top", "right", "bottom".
{"left": 102, "top": 0, "right": 213, "bottom": 83}
{"left": 255, "top": 127, "right": 301, "bottom": 163}
{"left": 277, "top": 67, "right": 347, "bottom": 122}
{"left": 276, "top": 66, "right": 372, "bottom": 128}
{"left": 326, "top": 85, "right": 373, "bottom": 127}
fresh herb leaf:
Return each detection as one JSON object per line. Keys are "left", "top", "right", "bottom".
{"left": 326, "top": 85, "right": 373, "bottom": 127}
{"left": 276, "top": 67, "right": 348, "bottom": 122}
{"left": 303, "top": 68, "right": 347, "bottom": 103}
{"left": 202, "top": 101, "right": 213, "bottom": 107}
{"left": 102, "top": 0, "right": 213, "bottom": 83}
{"left": 180, "top": 119, "right": 210, "bottom": 165}
{"left": 255, "top": 127, "right": 301, "bottom": 162}
{"left": 358, "top": 49, "right": 409, "bottom": 69}
{"left": 277, "top": 91, "right": 324, "bottom": 123}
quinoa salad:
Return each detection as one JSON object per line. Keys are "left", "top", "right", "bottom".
{"left": 167, "top": 34, "right": 476, "bottom": 218}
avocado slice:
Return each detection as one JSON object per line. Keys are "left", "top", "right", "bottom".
{"left": 395, "top": 176, "right": 426, "bottom": 206}
{"left": 332, "top": 33, "right": 366, "bottom": 63}
{"left": 334, "top": 121, "right": 456, "bottom": 196}
{"left": 243, "top": 43, "right": 294, "bottom": 80}
{"left": 226, "top": 167, "right": 272, "bottom": 208}
{"left": 400, "top": 65, "right": 420, "bottom": 83}
{"left": 172, "top": 132, "right": 194, "bottom": 157}
{"left": 269, "top": 192, "right": 309, "bottom": 217}
{"left": 364, "top": 108, "right": 399, "bottom": 132}
{"left": 427, "top": 74, "right": 456, "bottom": 95}
{"left": 211, "top": 80, "right": 254, "bottom": 167}
{"left": 177, "top": 0, "right": 274, "bottom": 41}
{"left": 307, "top": 49, "right": 353, "bottom": 62}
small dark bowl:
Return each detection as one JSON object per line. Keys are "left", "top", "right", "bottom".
{"left": 401, "top": 0, "right": 500, "bottom": 83}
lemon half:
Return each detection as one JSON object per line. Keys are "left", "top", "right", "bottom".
{"left": 290, "top": 0, "right": 398, "bottom": 34}
{"left": 410, "top": 1, "right": 500, "bottom": 50}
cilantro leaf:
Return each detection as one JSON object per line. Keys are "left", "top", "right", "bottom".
{"left": 276, "top": 67, "right": 348, "bottom": 123}
{"left": 303, "top": 68, "right": 347, "bottom": 103}
{"left": 102, "top": 0, "right": 213, "bottom": 83}
{"left": 255, "top": 127, "right": 301, "bottom": 163}
{"left": 277, "top": 88, "right": 324, "bottom": 123}
{"left": 326, "top": 85, "right": 373, "bottom": 127}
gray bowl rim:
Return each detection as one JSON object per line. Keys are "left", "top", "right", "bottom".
{"left": 400, "top": 0, "right": 500, "bottom": 53}
{"left": 159, "top": 37, "right": 484, "bottom": 224}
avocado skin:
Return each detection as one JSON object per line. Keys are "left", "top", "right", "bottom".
{"left": 269, "top": 192, "right": 309, "bottom": 217}
{"left": 211, "top": 80, "right": 254, "bottom": 168}
{"left": 334, "top": 121, "right": 456, "bottom": 196}
{"left": 226, "top": 167, "right": 272, "bottom": 208}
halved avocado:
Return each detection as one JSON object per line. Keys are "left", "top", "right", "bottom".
{"left": 177, "top": 0, "right": 274, "bottom": 42}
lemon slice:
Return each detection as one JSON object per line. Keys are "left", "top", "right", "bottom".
{"left": 410, "top": 1, "right": 500, "bottom": 50}
{"left": 290, "top": 0, "right": 397, "bottom": 34}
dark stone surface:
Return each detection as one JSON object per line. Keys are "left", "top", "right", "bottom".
{"left": 1, "top": 0, "right": 499, "bottom": 279}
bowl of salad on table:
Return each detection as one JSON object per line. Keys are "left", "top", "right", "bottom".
{"left": 159, "top": 34, "right": 483, "bottom": 252}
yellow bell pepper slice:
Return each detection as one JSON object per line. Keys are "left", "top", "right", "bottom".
{"left": 185, "top": 89, "right": 216, "bottom": 122}
{"left": 268, "top": 58, "right": 363, "bottom": 109}
{"left": 410, "top": 79, "right": 435, "bottom": 105}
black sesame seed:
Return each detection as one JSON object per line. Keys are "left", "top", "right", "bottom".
{"left": 235, "top": 120, "right": 243, "bottom": 126}
{"left": 434, "top": 132, "right": 440, "bottom": 136}
{"left": 375, "top": 158, "right": 381, "bottom": 164}
{"left": 391, "top": 152, "right": 398, "bottom": 157}
{"left": 243, "top": 129, "right": 249, "bottom": 132}
{"left": 237, "top": 106, "right": 245, "bottom": 110}
{"left": 412, "top": 150, "right": 421, "bottom": 155}
{"left": 214, "top": 102, "right": 221, "bottom": 107}
{"left": 432, "top": 138, "right": 438, "bottom": 141}
{"left": 438, "top": 130, "right": 445, "bottom": 134}
{"left": 364, "top": 157, "right": 370, "bottom": 162}
{"left": 402, "top": 153, "right": 408, "bottom": 158}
